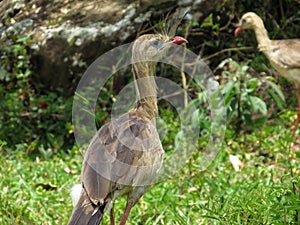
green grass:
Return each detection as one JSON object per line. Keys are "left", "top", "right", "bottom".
{"left": 0, "top": 113, "right": 299, "bottom": 225}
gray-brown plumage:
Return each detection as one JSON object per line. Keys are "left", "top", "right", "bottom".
{"left": 235, "top": 12, "right": 300, "bottom": 136}
{"left": 67, "top": 34, "right": 187, "bottom": 225}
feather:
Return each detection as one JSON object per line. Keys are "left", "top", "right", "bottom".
{"left": 71, "top": 184, "right": 83, "bottom": 207}
{"left": 67, "top": 187, "right": 105, "bottom": 225}
{"left": 165, "top": 8, "right": 189, "bottom": 37}
{"left": 270, "top": 39, "right": 300, "bottom": 69}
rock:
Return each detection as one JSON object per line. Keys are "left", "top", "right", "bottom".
{"left": 0, "top": 0, "right": 224, "bottom": 96}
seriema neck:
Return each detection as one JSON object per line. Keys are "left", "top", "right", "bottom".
{"left": 252, "top": 19, "right": 272, "bottom": 51}
{"left": 132, "top": 62, "right": 158, "bottom": 119}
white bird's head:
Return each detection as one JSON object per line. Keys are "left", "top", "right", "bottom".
{"left": 235, "top": 12, "right": 264, "bottom": 36}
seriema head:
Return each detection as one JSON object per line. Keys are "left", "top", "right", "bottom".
{"left": 131, "top": 34, "right": 187, "bottom": 63}
{"left": 234, "top": 12, "right": 264, "bottom": 36}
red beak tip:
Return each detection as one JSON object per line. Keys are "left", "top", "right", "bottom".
{"left": 234, "top": 27, "right": 242, "bottom": 36}
{"left": 171, "top": 36, "right": 188, "bottom": 44}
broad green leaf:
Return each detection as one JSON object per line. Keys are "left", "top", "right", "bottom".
{"left": 16, "top": 35, "right": 29, "bottom": 43}
{"left": 221, "top": 81, "right": 239, "bottom": 106}
{"left": 265, "top": 79, "right": 285, "bottom": 102}
{"left": 221, "top": 81, "right": 236, "bottom": 94}
{"left": 249, "top": 96, "right": 268, "bottom": 115}
{"left": 265, "top": 89, "right": 284, "bottom": 110}
{"left": 191, "top": 109, "right": 200, "bottom": 128}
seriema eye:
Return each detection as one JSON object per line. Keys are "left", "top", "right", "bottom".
{"left": 241, "top": 18, "right": 248, "bottom": 25}
{"left": 150, "top": 39, "right": 163, "bottom": 48}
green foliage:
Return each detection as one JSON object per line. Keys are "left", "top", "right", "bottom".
{"left": 0, "top": 147, "right": 79, "bottom": 225}
{"left": 201, "top": 13, "right": 220, "bottom": 31}
{"left": 0, "top": 87, "right": 73, "bottom": 157}
{"left": 220, "top": 60, "right": 285, "bottom": 131}
{"left": 157, "top": 107, "right": 181, "bottom": 152}
{"left": 182, "top": 91, "right": 214, "bottom": 144}
{"left": 0, "top": 29, "right": 73, "bottom": 155}
{"left": 0, "top": 118, "right": 299, "bottom": 224}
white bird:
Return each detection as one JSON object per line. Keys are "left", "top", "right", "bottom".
{"left": 235, "top": 12, "right": 300, "bottom": 136}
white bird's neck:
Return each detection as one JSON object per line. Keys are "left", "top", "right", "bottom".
{"left": 252, "top": 20, "right": 272, "bottom": 52}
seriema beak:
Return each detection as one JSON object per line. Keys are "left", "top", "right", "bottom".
{"left": 169, "top": 36, "right": 188, "bottom": 44}
{"left": 234, "top": 27, "right": 243, "bottom": 36}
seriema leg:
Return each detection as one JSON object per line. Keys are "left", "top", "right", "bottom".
{"left": 119, "top": 202, "right": 133, "bottom": 225}
{"left": 110, "top": 205, "right": 115, "bottom": 225}
{"left": 292, "top": 89, "right": 300, "bottom": 137}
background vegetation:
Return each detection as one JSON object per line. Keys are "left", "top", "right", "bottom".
{"left": 0, "top": 0, "right": 299, "bottom": 224}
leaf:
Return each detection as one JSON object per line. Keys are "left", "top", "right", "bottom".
{"left": 201, "top": 13, "right": 214, "bottom": 28}
{"left": 265, "top": 79, "right": 285, "bottom": 102}
{"left": 265, "top": 89, "right": 284, "bottom": 109}
{"left": 227, "top": 97, "right": 238, "bottom": 121}
{"left": 240, "top": 65, "right": 249, "bottom": 75}
{"left": 241, "top": 91, "right": 249, "bottom": 101}
{"left": 64, "top": 167, "right": 77, "bottom": 174}
{"left": 191, "top": 109, "right": 200, "bottom": 128}
{"left": 197, "top": 91, "right": 208, "bottom": 103}
{"left": 174, "top": 130, "right": 184, "bottom": 149}
{"left": 247, "top": 78, "right": 260, "bottom": 92}
{"left": 35, "top": 182, "right": 57, "bottom": 190}
{"left": 249, "top": 96, "right": 268, "bottom": 115}
{"left": 16, "top": 35, "right": 29, "bottom": 43}
{"left": 221, "top": 81, "right": 235, "bottom": 94}
{"left": 229, "top": 154, "right": 244, "bottom": 172}
{"left": 221, "top": 81, "right": 238, "bottom": 106}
